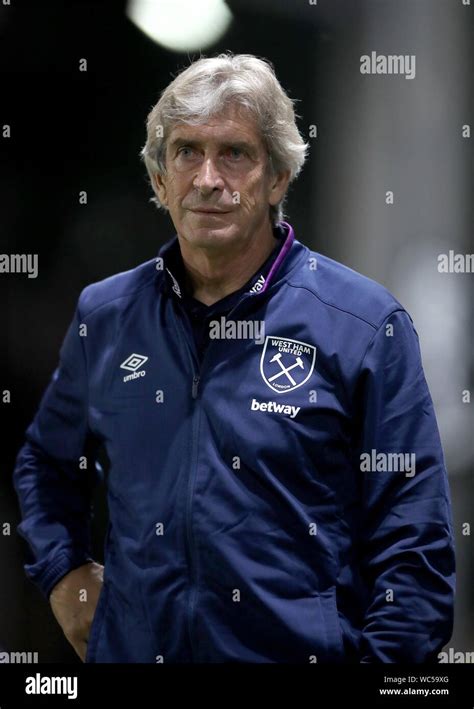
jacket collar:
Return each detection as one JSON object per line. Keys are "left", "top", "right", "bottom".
{"left": 158, "top": 221, "right": 303, "bottom": 301}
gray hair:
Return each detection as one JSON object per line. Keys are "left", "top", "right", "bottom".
{"left": 140, "top": 52, "right": 309, "bottom": 226}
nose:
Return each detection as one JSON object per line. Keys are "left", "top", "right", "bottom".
{"left": 193, "top": 156, "right": 224, "bottom": 196}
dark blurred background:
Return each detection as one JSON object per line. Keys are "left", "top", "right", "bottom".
{"left": 1, "top": 0, "right": 472, "bottom": 662}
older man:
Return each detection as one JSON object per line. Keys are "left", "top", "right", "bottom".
{"left": 14, "top": 53, "right": 455, "bottom": 663}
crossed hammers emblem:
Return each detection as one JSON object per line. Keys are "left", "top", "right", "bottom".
{"left": 268, "top": 352, "right": 304, "bottom": 386}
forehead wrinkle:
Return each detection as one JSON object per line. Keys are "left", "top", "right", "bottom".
{"left": 168, "top": 117, "right": 262, "bottom": 148}
{"left": 169, "top": 135, "right": 258, "bottom": 152}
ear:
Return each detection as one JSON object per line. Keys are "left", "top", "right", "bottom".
{"left": 268, "top": 169, "right": 291, "bottom": 208}
{"left": 153, "top": 172, "right": 168, "bottom": 207}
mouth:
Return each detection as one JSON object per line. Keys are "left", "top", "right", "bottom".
{"left": 190, "top": 208, "right": 230, "bottom": 215}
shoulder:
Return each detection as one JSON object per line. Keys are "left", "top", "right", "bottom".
{"left": 77, "top": 258, "right": 160, "bottom": 319}
{"left": 289, "top": 247, "right": 407, "bottom": 330}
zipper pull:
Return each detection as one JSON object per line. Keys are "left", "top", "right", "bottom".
{"left": 192, "top": 375, "right": 200, "bottom": 399}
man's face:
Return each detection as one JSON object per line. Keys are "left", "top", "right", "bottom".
{"left": 153, "top": 105, "right": 290, "bottom": 249}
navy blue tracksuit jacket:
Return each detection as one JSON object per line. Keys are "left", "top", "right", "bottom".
{"left": 13, "top": 221, "right": 455, "bottom": 663}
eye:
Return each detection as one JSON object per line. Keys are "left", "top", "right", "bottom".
{"left": 177, "top": 146, "right": 195, "bottom": 158}
{"left": 226, "top": 147, "right": 244, "bottom": 160}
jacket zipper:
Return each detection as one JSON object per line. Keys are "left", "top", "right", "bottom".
{"left": 172, "top": 292, "right": 259, "bottom": 661}
{"left": 172, "top": 307, "right": 201, "bottom": 661}
{"left": 186, "top": 375, "right": 201, "bottom": 661}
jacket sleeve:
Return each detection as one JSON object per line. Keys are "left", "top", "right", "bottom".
{"left": 13, "top": 297, "right": 99, "bottom": 600}
{"left": 355, "top": 308, "right": 456, "bottom": 662}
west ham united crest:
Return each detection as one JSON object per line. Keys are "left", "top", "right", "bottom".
{"left": 260, "top": 336, "right": 316, "bottom": 393}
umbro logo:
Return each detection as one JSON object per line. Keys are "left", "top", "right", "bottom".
{"left": 120, "top": 353, "right": 148, "bottom": 382}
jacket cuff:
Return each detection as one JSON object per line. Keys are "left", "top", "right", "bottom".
{"left": 25, "top": 549, "right": 94, "bottom": 600}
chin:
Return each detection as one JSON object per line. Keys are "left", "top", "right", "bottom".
{"left": 185, "top": 221, "right": 241, "bottom": 246}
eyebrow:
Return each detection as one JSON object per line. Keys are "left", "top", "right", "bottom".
{"left": 168, "top": 137, "right": 257, "bottom": 154}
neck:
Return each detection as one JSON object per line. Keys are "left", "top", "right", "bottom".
{"left": 179, "top": 221, "right": 279, "bottom": 306}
